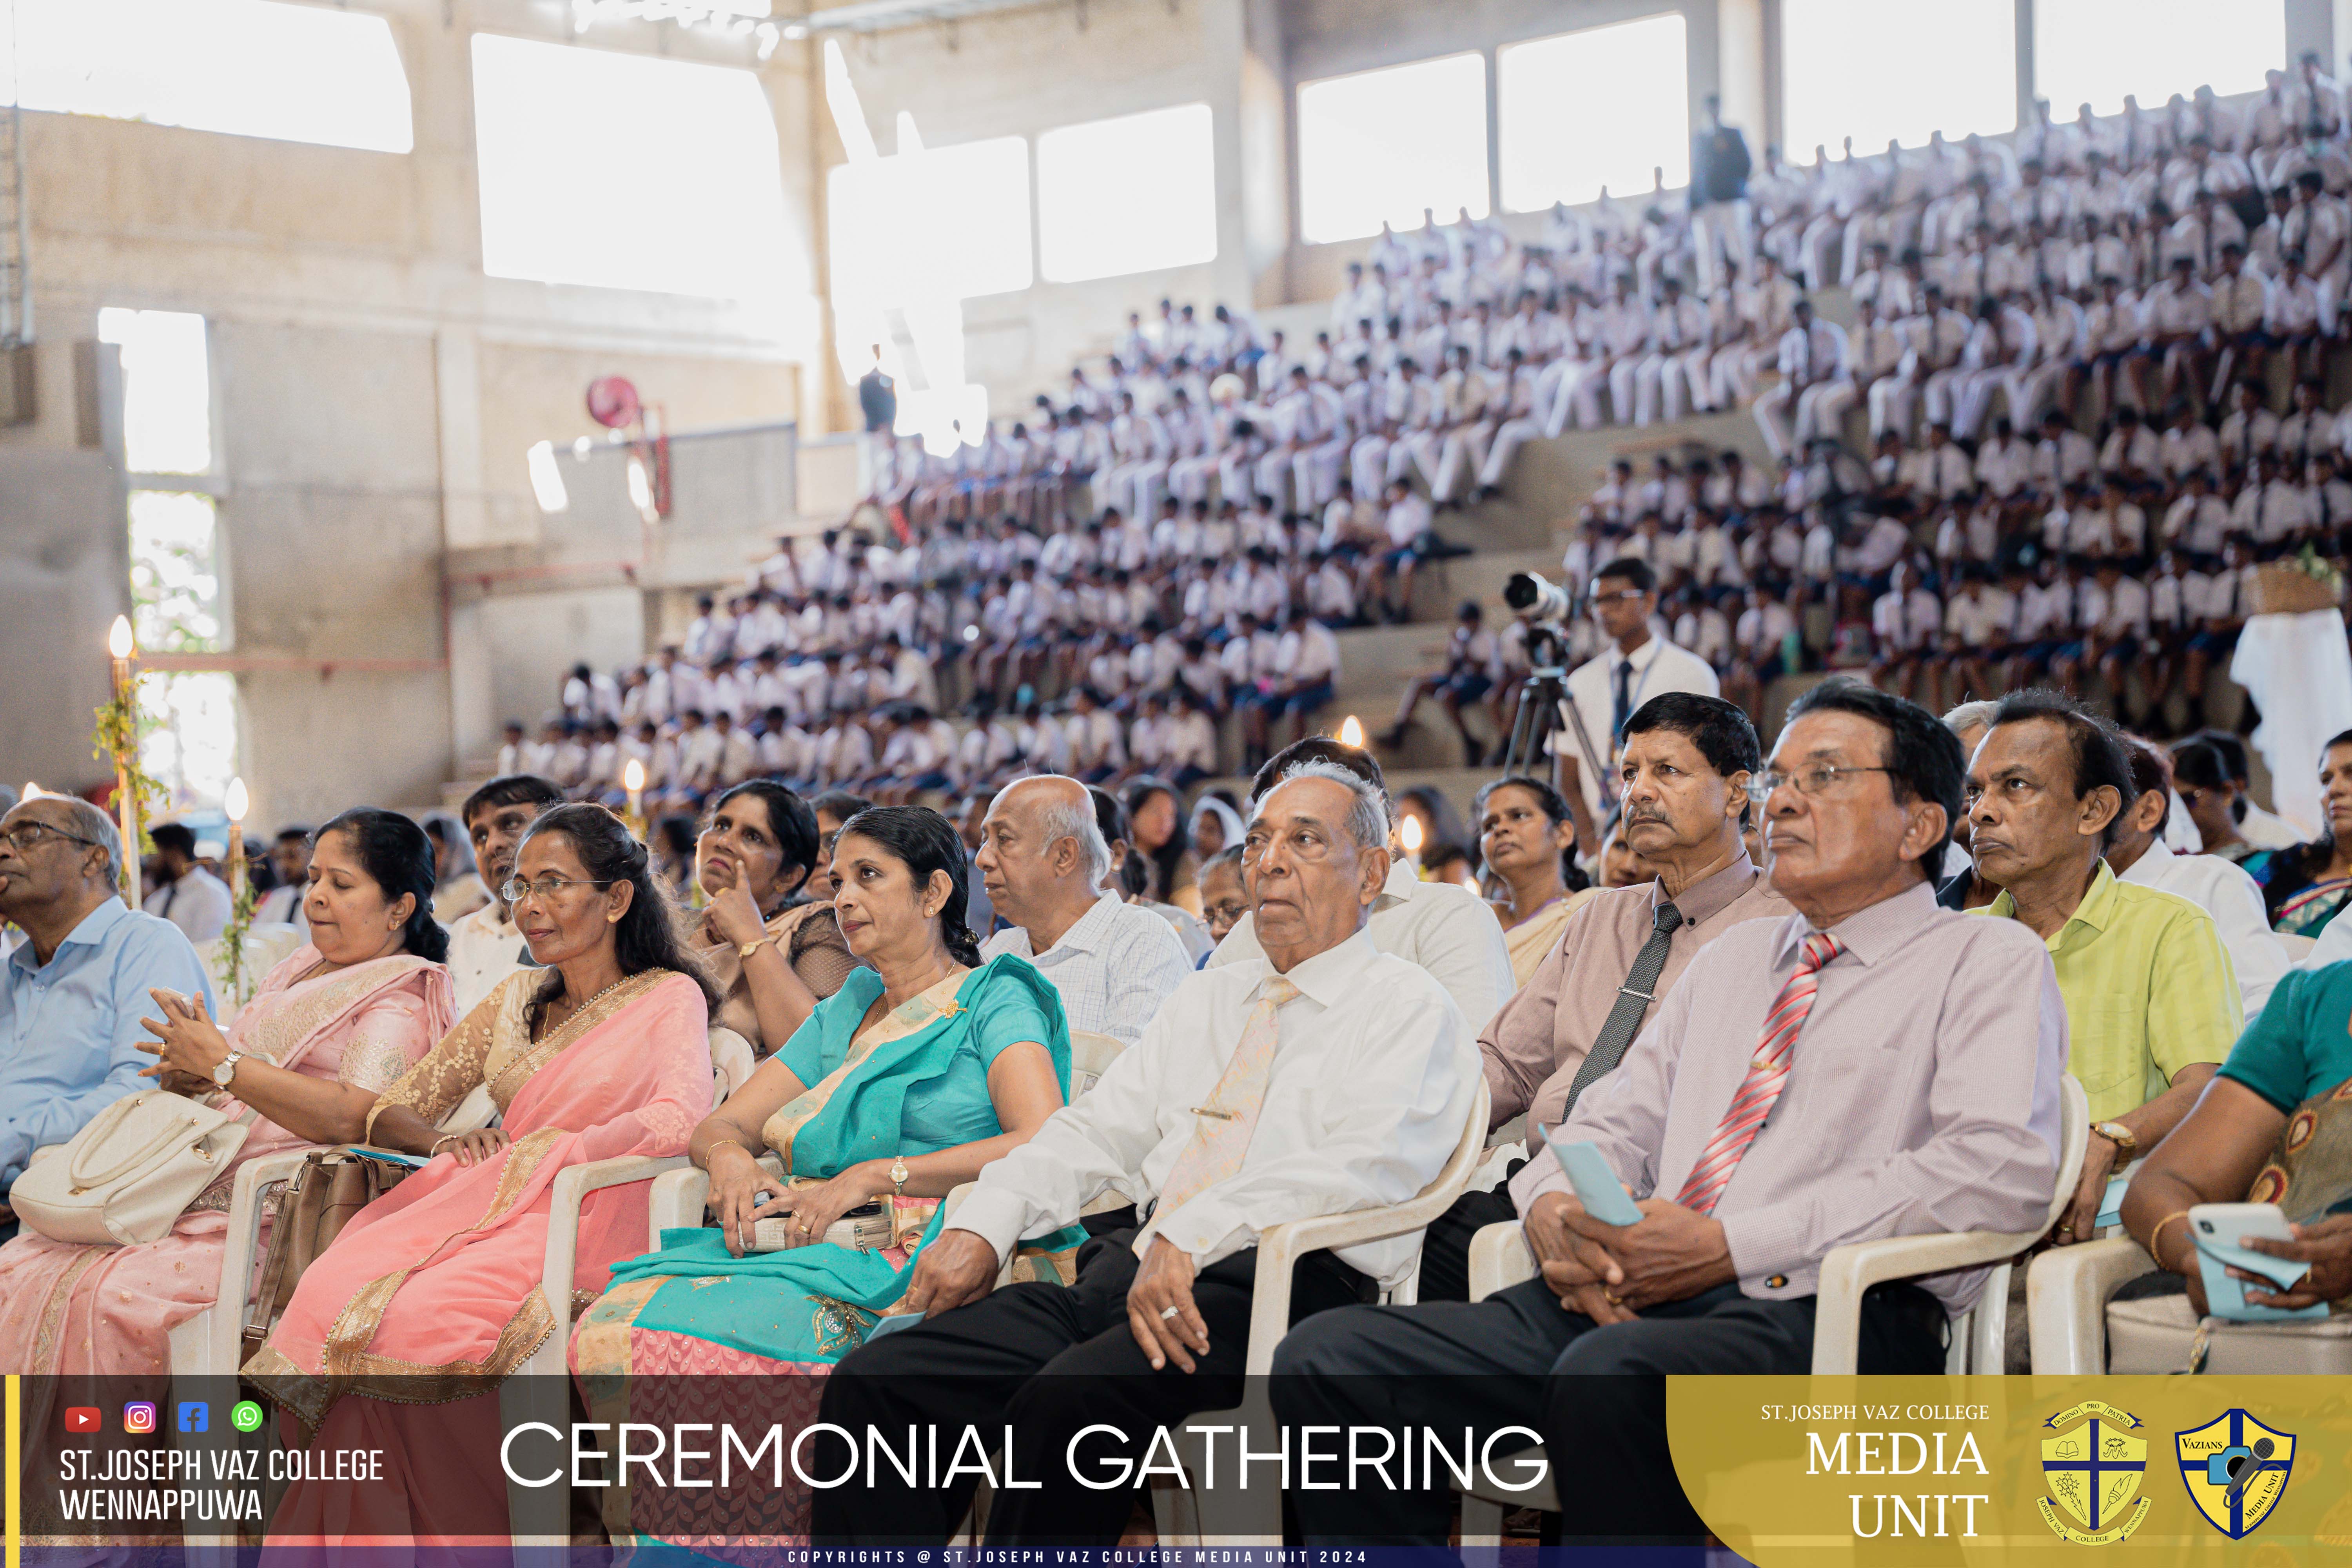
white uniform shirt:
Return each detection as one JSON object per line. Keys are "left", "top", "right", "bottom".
{"left": 2117, "top": 844, "right": 2286, "bottom": 1018}
{"left": 1207, "top": 858, "right": 1512, "bottom": 1042}
{"left": 980, "top": 890, "right": 1192, "bottom": 1046}
{"left": 948, "top": 929, "right": 1475, "bottom": 1283}
{"left": 445, "top": 900, "right": 535, "bottom": 1016}
{"left": 143, "top": 869, "right": 234, "bottom": 945}
{"left": 1559, "top": 632, "right": 1723, "bottom": 824}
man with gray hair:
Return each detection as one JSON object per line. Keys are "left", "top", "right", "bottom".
{"left": 817, "top": 757, "right": 1477, "bottom": 1546}
{"left": 0, "top": 793, "right": 215, "bottom": 1232}
{"left": 976, "top": 775, "right": 1191, "bottom": 1044}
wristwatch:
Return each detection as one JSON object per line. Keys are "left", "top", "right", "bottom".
{"left": 211, "top": 1051, "right": 245, "bottom": 1089}
{"left": 889, "top": 1155, "right": 911, "bottom": 1196}
{"left": 739, "top": 935, "right": 776, "bottom": 961}
{"left": 2091, "top": 1121, "right": 2139, "bottom": 1162}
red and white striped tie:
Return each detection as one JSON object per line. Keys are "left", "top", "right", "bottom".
{"left": 1674, "top": 931, "right": 1845, "bottom": 1216}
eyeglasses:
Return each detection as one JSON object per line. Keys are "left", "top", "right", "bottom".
{"left": 1, "top": 822, "right": 101, "bottom": 854}
{"left": 1742, "top": 765, "right": 1896, "bottom": 806}
{"left": 1589, "top": 589, "right": 1648, "bottom": 606}
{"left": 501, "top": 874, "right": 617, "bottom": 904}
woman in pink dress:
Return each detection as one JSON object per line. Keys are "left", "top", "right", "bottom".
{"left": 0, "top": 808, "right": 454, "bottom": 1377}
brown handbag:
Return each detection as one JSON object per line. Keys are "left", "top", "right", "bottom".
{"left": 241, "top": 1149, "right": 411, "bottom": 1355}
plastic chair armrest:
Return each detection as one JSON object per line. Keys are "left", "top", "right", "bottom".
{"left": 2026, "top": 1236, "right": 2156, "bottom": 1374}
{"left": 1467, "top": 1221, "right": 1537, "bottom": 1303}
{"left": 1811, "top": 1227, "right": 2043, "bottom": 1374}
{"left": 541, "top": 1155, "right": 691, "bottom": 1321}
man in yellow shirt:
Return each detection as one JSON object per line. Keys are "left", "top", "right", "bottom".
{"left": 1965, "top": 689, "right": 2239, "bottom": 1247}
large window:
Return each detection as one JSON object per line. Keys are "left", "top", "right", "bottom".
{"left": 100, "top": 308, "right": 236, "bottom": 806}
{"left": 1037, "top": 103, "right": 1218, "bottom": 282}
{"left": 1297, "top": 53, "right": 1489, "bottom": 244}
{"left": 2036, "top": 0, "right": 2283, "bottom": 118}
{"left": 1781, "top": 0, "right": 2017, "bottom": 159}
{"left": 472, "top": 34, "right": 791, "bottom": 299}
{"left": 1499, "top": 15, "right": 1689, "bottom": 212}
{"left": 0, "top": 0, "right": 411, "bottom": 153}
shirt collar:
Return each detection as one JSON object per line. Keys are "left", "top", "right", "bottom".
{"left": 1658, "top": 850, "right": 1763, "bottom": 927}
{"left": 1036, "top": 890, "right": 1127, "bottom": 957}
{"left": 1986, "top": 858, "right": 2119, "bottom": 947}
{"left": 1373, "top": 858, "right": 1419, "bottom": 913}
{"left": 1613, "top": 633, "right": 1662, "bottom": 673}
{"left": 2117, "top": 842, "right": 2174, "bottom": 886}
{"left": 1262, "top": 927, "right": 1380, "bottom": 1007}
{"left": 11, "top": 895, "right": 129, "bottom": 973}
{"left": 1772, "top": 877, "right": 1938, "bottom": 968}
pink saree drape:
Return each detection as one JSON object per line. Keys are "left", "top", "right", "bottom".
{"left": 0, "top": 947, "right": 452, "bottom": 1377}
{"left": 245, "top": 967, "right": 713, "bottom": 1545}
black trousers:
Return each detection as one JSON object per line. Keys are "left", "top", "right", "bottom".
{"left": 810, "top": 1227, "right": 1372, "bottom": 1546}
{"left": 1274, "top": 1277, "right": 1949, "bottom": 1544}
{"left": 1416, "top": 1185, "right": 1517, "bottom": 1303}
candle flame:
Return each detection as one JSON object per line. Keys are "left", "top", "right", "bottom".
{"left": 223, "top": 777, "right": 249, "bottom": 822}
{"left": 107, "top": 615, "right": 136, "bottom": 659}
{"left": 1338, "top": 715, "right": 1364, "bottom": 748}
{"left": 1399, "top": 813, "right": 1423, "bottom": 854}
{"left": 21, "top": 782, "right": 40, "bottom": 800}
{"left": 622, "top": 758, "right": 646, "bottom": 793}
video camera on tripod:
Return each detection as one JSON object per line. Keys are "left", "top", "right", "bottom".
{"left": 1495, "top": 572, "right": 1613, "bottom": 820}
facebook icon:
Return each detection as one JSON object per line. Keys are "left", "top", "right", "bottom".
{"left": 177, "top": 1403, "right": 207, "bottom": 1434}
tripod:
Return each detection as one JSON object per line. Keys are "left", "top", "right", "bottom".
{"left": 1499, "top": 623, "right": 1613, "bottom": 838}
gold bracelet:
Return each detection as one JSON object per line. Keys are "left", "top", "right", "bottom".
{"left": 2149, "top": 1208, "right": 2197, "bottom": 1272}
{"left": 705, "top": 1137, "right": 751, "bottom": 1165}
{"left": 429, "top": 1135, "right": 460, "bottom": 1157}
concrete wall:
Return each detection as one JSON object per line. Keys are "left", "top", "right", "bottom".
{"left": 0, "top": 450, "right": 130, "bottom": 792}
{"left": 0, "top": 0, "right": 824, "bottom": 827}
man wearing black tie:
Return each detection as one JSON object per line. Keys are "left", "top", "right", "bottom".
{"left": 1560, "top": 558, "right": 1724, "bottom": 839}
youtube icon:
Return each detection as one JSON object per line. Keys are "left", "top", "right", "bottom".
{"left": 64, "top": 1408, "right": 100, "bottom": 1434}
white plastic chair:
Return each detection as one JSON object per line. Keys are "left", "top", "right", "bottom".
{"left": 1069, "top": 1029, "right": 1125, "bottom": 1097}
{"left": 1147, "top": 1080, "right": 1491, "bottom": 1548}
{"left": 1457, "top": 1077, "right": 2088, "bottom": 1546}
{"left": 194, "top": 922, "right": 303, "bottom": 1024}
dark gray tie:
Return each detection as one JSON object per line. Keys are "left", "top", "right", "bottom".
{"left": 1561, "top": 899, "right": 1685, "bottom": 1118}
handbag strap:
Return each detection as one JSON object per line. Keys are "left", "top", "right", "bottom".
{"left": 64, "top": 1096, "right": 198, "bottom": 1189}
{"left": 244, "top": 1155, "right": 321, "bottom": 1352}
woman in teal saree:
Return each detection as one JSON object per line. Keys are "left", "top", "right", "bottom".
{"left": 569, "top": 806, "right": 1074, "bottom": 1550}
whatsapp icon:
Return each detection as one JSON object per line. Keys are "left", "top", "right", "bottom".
{"left": 229, "top": 1401, "right": 265, "bottom": 1433}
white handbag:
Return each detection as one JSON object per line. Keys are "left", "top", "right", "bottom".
{"left": 11, "top": 1090, "right": 257, "bottom": 1247}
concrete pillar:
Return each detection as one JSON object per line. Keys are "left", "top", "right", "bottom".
{"left": 1201, "top": 0, "right": 1292, "bottom": 310}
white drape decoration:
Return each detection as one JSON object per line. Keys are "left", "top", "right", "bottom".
{"left": 2230, "top": 610, "right": 2352, "bottom": 840}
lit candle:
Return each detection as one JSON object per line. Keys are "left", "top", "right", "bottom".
{"left": 21, "top": 782, "right": 38, "bottom": 801}
{"left": 223, "top": 776, "right": 249, "bottom": 903}
{"left": 1337, "top": 715, "right": 1364, "bottom": 749}
{"left": 622, "top": 757, "right": 647, "bottom": 834}
{"left": 1398, "top": 811, "right": 1423, "bottom": 874}
{"left": 107, "top": 616, "right": 142, "bottom": 907}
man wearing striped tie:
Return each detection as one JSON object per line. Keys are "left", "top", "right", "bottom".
{"left": 813, "top": 759, "right": 1477, "bottom": 1546}
{"left": 1277, "top": 679, "right": 2070, "bottom": 1544}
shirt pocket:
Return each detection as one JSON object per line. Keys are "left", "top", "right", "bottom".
{"left": 2063, "top": 998, "right": 2144, "bottom": 1100}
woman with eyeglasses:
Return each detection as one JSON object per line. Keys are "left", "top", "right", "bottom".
{"left": 0, "top": 808, "right": 455, "bottom": 1379}
{"left": 249, "top": 803, "right": 718, "bottom": 1540}
{"left": 568, "top": 806, "right": 1073, "bottom": 1546}
{"left": 689, "top": 781, "right": 864, "bottom": 1059}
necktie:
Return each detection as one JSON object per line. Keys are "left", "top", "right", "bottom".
{"left": 1561, "top": 900, "right": 1685, "bottom": 1118}
{"left": 1154, "top": 975, "right": 1299, "bottom": 1217}
{"left": 1612, "top": 658, "right": 1636, "bottom": 738}
{"left": 1675, "top": 931, "right": 1845, "bottom": 1216}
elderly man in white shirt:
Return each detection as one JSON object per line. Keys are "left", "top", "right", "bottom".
{"left": 975, "top": 775, "right": 1191, "bottom": 1044}
{"left": 1207, "top": 738, "right": 1513, "bottom": 1039}
{"left": 814, "top": 759, "right": 1475, "bottom": 1547}
{"left": 442, "top": 775, "right": 565, "bottom": 1013}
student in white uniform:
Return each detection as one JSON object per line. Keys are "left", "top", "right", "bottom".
{"left": 1751, "top": 295, "right": 1848, "bottom": 460}
{"left": 1559, "top": 557, "right": 1722, "bottom": 835}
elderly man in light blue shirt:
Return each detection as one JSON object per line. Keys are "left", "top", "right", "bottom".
{"left": 0, "top": 795, "right": 215, "bottom": 1223}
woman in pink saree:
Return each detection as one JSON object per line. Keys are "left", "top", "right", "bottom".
{"left": 0, "top": 808, "right": 454, "bottom": 1378}
{"left": 245, "top": 803, "right": 717, "bottom": 1544}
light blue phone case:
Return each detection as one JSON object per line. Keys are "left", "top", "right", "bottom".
{"left": 2192, "top": 1215, "right": 2327, "bottom": 1323}
{"left": 1549, "top": 1134, "right": 1644, "bottom": 1226}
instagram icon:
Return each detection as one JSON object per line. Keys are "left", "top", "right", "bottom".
{"left": 122, "top": 1402, "right": 157, "bottom": 1434}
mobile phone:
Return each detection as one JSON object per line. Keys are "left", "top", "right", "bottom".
{"left": 1547, "top": 1134, "right": 1645, "bottom": 1227}
{"left": 2190, "top": 1202, "right": 2327, "bottom": 1322}
{"left": 865, "top": 1310, "right": 927, "bottom": 1341}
